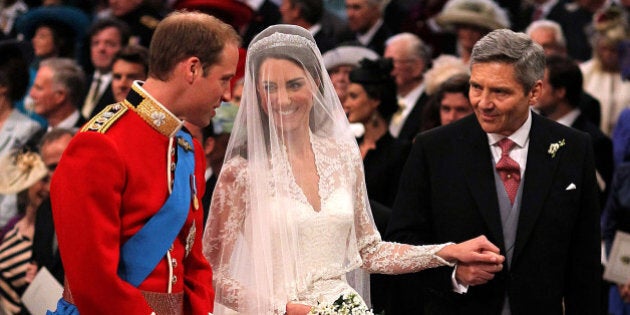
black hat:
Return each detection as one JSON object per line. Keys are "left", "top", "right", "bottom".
{"left": 349, "top": 58, "right": 393, "bottom": 84}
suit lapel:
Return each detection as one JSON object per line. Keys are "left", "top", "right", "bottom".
{"left": 513, "top": 114, "right": 561, "bottom": 263}
{"left": 459, "top": 117, "right": 505, "bottom": 248}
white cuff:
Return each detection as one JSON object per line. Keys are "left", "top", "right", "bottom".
{"left": 451, "top": 264, "right": 468, "bottom": 294}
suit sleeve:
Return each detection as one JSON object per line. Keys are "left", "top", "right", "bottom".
{"left": 564, "top": 133, "right": 602, "bottom": 314}
{"left": 385, "top": 136, "right": 455, "bottom": 292}
{"left": 51, "top": 132, "right": 153, "bottom": 314}
{"left": 183, "top": 140, "right": 215, "bottom": 314}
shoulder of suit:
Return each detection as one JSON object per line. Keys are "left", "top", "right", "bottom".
{"left": 80, "top": 103, "right": 129, "bottom": 134}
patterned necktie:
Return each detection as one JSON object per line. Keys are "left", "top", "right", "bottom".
{"left": 496, "top": 138, "right": 521, "bottom": 204}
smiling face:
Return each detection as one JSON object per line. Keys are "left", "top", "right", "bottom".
{"left": 257, "top": 57, "right": 314, "bottom": 134}
{"left": 469, "top": 62, "right": 541, "bottom": 136}
{"left": 90, "top": 26, "right": 123, "bottom": 72}
{"left": 344, "top": 82, "right": 379, "bottom": 124}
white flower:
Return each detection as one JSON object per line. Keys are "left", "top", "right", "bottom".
{"left": 151, "top": 111, "right": 166, "bottom": 126}
{"left": 308, "top": 293, "right": 374, "bottom": 315}
{"left": 547, "top": 139, "right": 566, "bottom": 158}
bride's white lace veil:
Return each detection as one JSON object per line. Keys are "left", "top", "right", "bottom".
{"left": 203, "top": 24, "right": 376, "bottom": 314}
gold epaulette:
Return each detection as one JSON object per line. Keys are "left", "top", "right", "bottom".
{"left": 81, "top": 103, "right": 128, "bottom": 133}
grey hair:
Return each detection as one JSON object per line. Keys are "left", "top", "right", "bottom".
{"left": 470, "top": 29, "right": 545, "bottom": 93}
{"left": 525, "top": 19, "right": 566, "bottom": 48}
{"left": 40, "top": 58, "right": 85, "bottom": 108}
{"left": 385, "top": 32, "right": 432, "bottom": 64}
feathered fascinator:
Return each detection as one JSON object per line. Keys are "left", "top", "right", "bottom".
{"left": 0, "top": 149, "right": 47, "bottom": 194}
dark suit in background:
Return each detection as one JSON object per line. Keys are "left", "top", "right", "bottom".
{"left": 397, "top": 92, "right": 429, "bottom": 142}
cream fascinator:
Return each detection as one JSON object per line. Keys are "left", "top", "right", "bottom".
{"left": 0, "top": 150, "right": 47, "bottom": 194}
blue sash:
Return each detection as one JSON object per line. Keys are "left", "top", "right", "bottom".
{"left": 118, "top": 130, "right": 194, "bottom": 286}
{"left": 48, "top": 131, "right": 194, "bottom": 314}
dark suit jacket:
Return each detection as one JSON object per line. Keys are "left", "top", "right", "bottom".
{"left": 362, "top": 132, "right": 411, "bottom": 208}
{"left": 201, "top": 173, "right": 217, "bottom": 226}
{"left": 571, "top": 113, "right": 613, "bottom": 209}
{"left": 32, "top": 198, "right": 64, "bottom": 283}
{"left": 241, "top": 0, "right": 281, "bottom": 48}
{"left": 313, "top": 10, "right": 355, "bottom": 54}
{"left": 397, "top": 92, "right": 429, "bottom": 143}
{"left": 386, "top": 113, "right": 601, "bottom": 314}
{"left": 364, "top": 22, "right": 392, "bottom": 56}
{"left": 82, "top": 76, "right": 115, "bottom": 119}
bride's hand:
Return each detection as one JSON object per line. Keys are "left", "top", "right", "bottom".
{"left": 285, "top": 302, "right": 312, "bottom": 315}
{"left": 436, "top": 235, "right": 505, "bottom": 264}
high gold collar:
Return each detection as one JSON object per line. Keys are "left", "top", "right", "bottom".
{"left": 124, "top": 82, "right": 183, "bottom": 138}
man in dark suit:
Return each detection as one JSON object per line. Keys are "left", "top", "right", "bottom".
{"left": 386, "top": 29, "right": 601, "bottom": 314}
{"left": 29, "top": 128, "right": 74, "bottom": 284}
{"left": 384, "top": 32, "right": 431, "bottom": 142}
{"left": 345, "top": 0, "right": 393, "bottom": 55}
{"left": 535, "top": 54, "right": 613, "bottom": 207}
{"left": 81, "top": 18, "right": 130, "bottom": 119}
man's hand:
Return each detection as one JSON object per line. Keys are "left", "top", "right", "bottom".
{"left": 437, "top": 235, "right": 505, "bottom": 264}
{"left": 455, "top": 261, "right": 503, "bottom": 286}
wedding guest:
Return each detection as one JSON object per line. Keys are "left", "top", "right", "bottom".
{"left": 203, "top": 24, "right": 504, "bottom": 315}
{"left": 0, "top": 148, "right": 48, "bottom": 314}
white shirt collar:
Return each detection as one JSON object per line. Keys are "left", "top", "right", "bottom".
{"left": 556, "top": 108, "right": 581, "bottom": 127}
{"left": 50, "top": 110, "right": 81, "bottom": 131}
{"left": 487, "top": 110, "right": 532, "bottom": 148}
{"left": 356, "top": 18, "right": 383, "bottom": 46}
{"left": 309, "top": 23, "right": 322, "bottom": 37}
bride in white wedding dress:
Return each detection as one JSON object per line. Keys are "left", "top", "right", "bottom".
{"left": 202, "top": 24, "right": 504, "bottom": 315}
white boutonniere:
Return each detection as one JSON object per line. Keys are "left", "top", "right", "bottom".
{"left": 547, "top": 139, "right": 566, "bottom": 158}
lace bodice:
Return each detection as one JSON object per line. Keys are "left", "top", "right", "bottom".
{"left": 203, "top": 134, "right": 453, "bottom": 314}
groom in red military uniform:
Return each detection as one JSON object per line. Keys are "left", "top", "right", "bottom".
{"left": 49, "top": 11, "right": 240, "bottom": 314}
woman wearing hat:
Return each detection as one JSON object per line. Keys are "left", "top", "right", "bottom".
{"left": 0, "top": 148, "right": 49, "bottom": 314}
{"left": 343, "top": 58, "right": 411, "bottom": 209}
{"left": 434, "top": 0, "right": 510, "bottom": 64}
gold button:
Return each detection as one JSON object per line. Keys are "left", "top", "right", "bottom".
{"left": 171, "top": 258, "right": 178, "bottom": 268}
{"left": 171, "top": 275, "right": 177, "bottom": 284}
{"left": 507, "top": 174, "right": 511, "bottom": 179}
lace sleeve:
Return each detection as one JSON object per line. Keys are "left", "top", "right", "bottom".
{"left": 202, "top": 157, "right": 288, "bottom": 315}
{"left": 351, "top": 155, "right": 455, "bottom": 274}
{"left": 202, "top": 157, "right": 248, "bottom": 311}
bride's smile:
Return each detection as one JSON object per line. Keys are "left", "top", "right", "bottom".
{"left": 257, "top": 58, "right": 314, "bottom": 133}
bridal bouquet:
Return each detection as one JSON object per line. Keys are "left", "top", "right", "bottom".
{"left": 308, "top": 293, "right": 374, "bottom": 315}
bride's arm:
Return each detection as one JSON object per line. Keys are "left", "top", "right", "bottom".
{"left": 351, "top": 161, "right": 503, "bottom": 274}
{"left": 202, "top": 158, "right": 292, "bottom": 314}
{"left": 202, "top": 158, "right": 249, "bottom": 310}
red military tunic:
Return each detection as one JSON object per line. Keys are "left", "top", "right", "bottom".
{"left": 51, "top": 83, "right": 214, "bottom": 314}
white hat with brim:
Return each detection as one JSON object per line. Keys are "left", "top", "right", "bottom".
{"left": 322, "top": 46, "right": 380, "bottom": 71}
{"left": 435, "top": 0, "right": 510, "bottom": 32}
{"left": 0, "top": 151, "right": 47, "bottom": 194}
